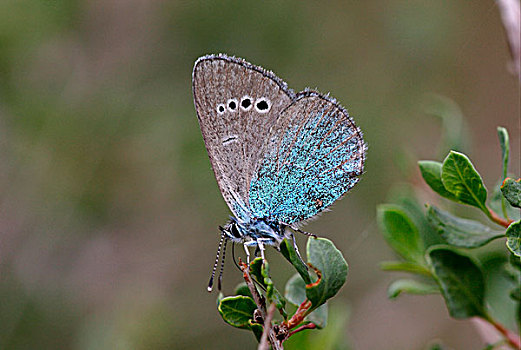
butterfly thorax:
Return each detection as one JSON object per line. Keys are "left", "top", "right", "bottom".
{"left": 222, "top": 216, "right": 286, "bottom": 247}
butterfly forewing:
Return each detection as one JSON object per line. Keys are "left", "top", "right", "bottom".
{"left": 192, "top": 54, "right": 295, "bottom": 218}
{"left": 249, "top": 92, "right": 366, "bottom": 224}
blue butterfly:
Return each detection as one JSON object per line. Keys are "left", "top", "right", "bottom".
{"left": 192, "top": 54, "right": 366, "bottom": 291}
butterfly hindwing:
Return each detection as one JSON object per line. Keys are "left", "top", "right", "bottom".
{"left": 249, "top": 92, "right": 366, "bottom": 225}
{"left": 192, "top": 54, "right": 295, "bottom": 218}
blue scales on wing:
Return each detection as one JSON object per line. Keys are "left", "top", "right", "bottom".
{"left": 249, "top": 92, "right": 366, "bottom": 225}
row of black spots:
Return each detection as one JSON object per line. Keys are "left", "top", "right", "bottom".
{"left": 216, "top": 96, "right": 271, "bottom": 115}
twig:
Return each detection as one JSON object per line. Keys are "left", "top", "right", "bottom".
{"left": 487, "top": 206, "right": 514, "bottom": 228}
{"left": 288, "top": 322, "right": 317, "bottom": 336}
{"left": 258, "top": 303, "right": 277, "bottom": 350}
{"left": 285, "top": 299, "right": 312, "bottom": 329}
{"left": 239, "top": 260, "right": 283, "bottom": 350}
{"left": 239, "top": 260, "right": 266, "bottom": 316}
{"left": 487, "top": 317, "right": 521, "bottom": 349}
{"left": 496, "top": 0, "right": 521, "bottom": 81}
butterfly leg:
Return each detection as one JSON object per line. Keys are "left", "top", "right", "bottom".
{"left": 290, "top": 226, "right": 317, "bottom": 239}
{"left": 243, "top": 244, "right": 251, "bottom": 264}
{"left": 257, "top": 241, "right": 266, "bottom": 260}
{"left": 290, "top": 233, "right": 307, "bottom": 267}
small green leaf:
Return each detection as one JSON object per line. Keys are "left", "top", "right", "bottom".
{"left": 505, "top": 221, "right": 521, "bottom": 258}
{"left": 427, "top": 247, "right": 486, "bottom": 319}
{"left": 377, "top": 204, "right": 424, "bottom": 263}
{"left": 427, "top": 205, "right": 504, "bottom": 248}
{"left": 490, "top": 180, "right": 520, "bottom": 221}
{"left": 387, "top": 279, "right": 439, "bottom": 299}
{"left": 280, "top": 239, "right": 311, "bottom": 284}
{"left": 501, "top": 178, "right": 521, "bottom": 208}
{"left": 249, "top": 258, "right": 286, "bottom": 311}
{"left": 285, "top": 273, "right": 327, "bottom": 328}
{"left": 234, "top": 282, "right": 253, "bottom": 298}
{"left": 249, "top": 258, "right": 264, "bottom": 284}
{"left": 305, "top": 238, "right": 348, "bottom": 311}
{"left": 441, "top": 151, "right": 488, "bottom": 213}
{"left": 262, "top": 260, "right": 286, "bottom": 312}
{"left": 497, "top": 127, "right": 509, "bottom": 180}
{"left": 387, "top": 183, "right": 445, "bottom": 247}
{"left": 218, "top": 296, "right": 257, "bottom": 328}
{"left": 418, "top": 160, "right": 458, "bottom": 201}
{"left": 248, "top": 320, "right": 264, "bottom": 342}
{"left": 380, "top": 261, "right": 432, "bottom": 276}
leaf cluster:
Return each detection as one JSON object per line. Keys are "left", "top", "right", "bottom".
{"left": 378, "top": 127, "right": 520, "bottom": 348}
{"left": 217, "top": 237, "right": 349, "bottom": 347}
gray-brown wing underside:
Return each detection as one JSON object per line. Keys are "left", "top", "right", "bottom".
{"left": 192, "top": 54, "right": 295, "bottom": 218}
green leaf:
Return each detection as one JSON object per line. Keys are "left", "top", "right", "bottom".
{"left": 490, "top": 180, "right": 520, "bottom": 221}
{"left": 497, "top": 127, "right": 510, "bottom": 229}
{"left": 377, "top": 204, "right": 425, "bottom": 263}
{"left": 234, "top": 282, "right": 253, "bottom": 298}
{"left": 305, "top": 238, "right": 348, "bottom": 311}
{"left": 427, "top": 247, "right": 487, "bottom": 319}
{"left": 285, "top": 273, "right": 327, "bottom": 328}
{"left": 427, "top": 205, "right": 504, "bottom": 248}
{"left": 497, "top": 127, "right": 509, "bottom": 180}
{"left": 249, "top": 258, "right": 286, "bottom": 311}
{"left": 280, "top": 239, "right": 311, "bottom": 284}
{"left": 248, "top": 320, "right": 264, "bottom": 342}
{"left": 387, "top": 279, "right": 439, "bottom": 299}
{"left": 218, "top": 296, "right": 257, "bottom": 328}
{"left": 387, "top": 183, "right": 445, "bottom": 247}
{"left": 380, "top": 261, "right": 432, "bottom": 276}
{"left": 506, "top": 221, "right": 521, "bottom": 258}
{"left": 501, "top": 178, "right": 521, "bottom": 208}
{"left": 441, "top": 151, "right": 488, "bottom": 213}
{"left": 418, "top": 161, "right": 458, "bottom": 201}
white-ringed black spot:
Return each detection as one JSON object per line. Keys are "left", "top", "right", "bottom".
{"left": 240, "top": 96, "right": 252, "bottom": 111}
{"left": 255, "top": 98, "right": 271, "bottom": 113}
{"left": 227, "top": 98, "right": 238, "bottom": 112}
{"left": 217, "top": 104, "right": 226, "bottom": 114}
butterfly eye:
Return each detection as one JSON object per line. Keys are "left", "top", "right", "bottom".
{"left": 255, "top": 98, "right": 271, "bottom": 113}
{"left": 217, "top": 104, "right": 226, "bottom": 114}
{"left": 227, "top": 98, "right": 238, "bottom": 112}
{"left": 240, "top": 96, "right": 252, "bottom": 111}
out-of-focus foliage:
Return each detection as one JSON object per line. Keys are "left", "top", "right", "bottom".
{"left": 0, "top": 1, "right": 518, "bottom": 349}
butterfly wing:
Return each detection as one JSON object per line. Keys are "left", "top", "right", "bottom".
{"left": 249, "top": 92, "right": 366, "bottom": 225}
{"left": 192, "top": 54, "right": 295, "bottom": 219}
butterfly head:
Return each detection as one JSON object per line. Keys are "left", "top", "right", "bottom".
{"left": 221, "top": 216, "right": 286, "bottom": 247}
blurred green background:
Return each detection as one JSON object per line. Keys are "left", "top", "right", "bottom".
{"left": 0, "top": 1, "right": 519, "bottom": 349}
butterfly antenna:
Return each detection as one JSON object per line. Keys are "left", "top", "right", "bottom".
{"left": 217, "top": 239, "right": 228, "bottom": 291}
{"left": 208, "top": 230, "right": 225, "bottom": 292}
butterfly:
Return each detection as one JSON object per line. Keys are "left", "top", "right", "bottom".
{"left": 192, "top": 54, "right": 366, "bottom": 291}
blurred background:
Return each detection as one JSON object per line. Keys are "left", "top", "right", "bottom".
{"left": 0, "top": 0, "right": 519, "bottom": 349}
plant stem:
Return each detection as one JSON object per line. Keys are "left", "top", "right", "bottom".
{"left": 288, "top": 322, "right": 317, "bottom": 336}
{"left": 487, "top": 206, "right": 514, "bottom": 228}
{"left": 240, "top": 260, "right": 284, "bottom": 350}
{"left": 484, "top": 315, "right": 521, "bottom": 349}
{"left": 285, "top": 299, "right": 312, "bottom": 329}
{"left": 258, "top": 303, "right": 276, "bottom": 350}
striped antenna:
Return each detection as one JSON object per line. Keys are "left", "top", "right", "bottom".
{"left": 217, "top": 239, "right": 228, "bottom": 291}
{"left": 207, "top": 231, "right": 225, "bottom": 292}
